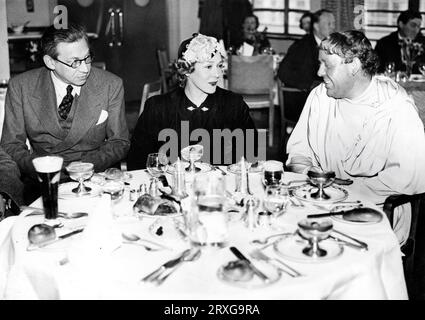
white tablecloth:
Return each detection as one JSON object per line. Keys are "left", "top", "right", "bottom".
{"left": 0, "top": 170, "right": 407, "bottom": 300}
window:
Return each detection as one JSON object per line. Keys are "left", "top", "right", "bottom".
{"left": 252, "top": 0, "right": 311, "bottom": 37}
{"left": 364, "top": 0, "right": 424, "bottom": 41}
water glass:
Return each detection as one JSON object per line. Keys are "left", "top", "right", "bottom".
{"left": 185, "top": 173, "right": 228, "bottom": 247}
{"left": 262, "top": 160, "right": 284, "bottom": 187}
{"left": 263, "top": 185, "right": 289, "bottom": 217}
{"left": 102, "top": 180, "right": 125, "bottom": 218}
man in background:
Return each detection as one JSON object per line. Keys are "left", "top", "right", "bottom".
{"left": 375, "top": 10, "right": 425, "bottom": 74}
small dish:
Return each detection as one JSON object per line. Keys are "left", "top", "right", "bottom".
{"left": 292, "top": 184, "right": 348, "bottom": 204}
{"left": 217, "top": 259, "right": 281, "bottom": 289}
{"left": 273, "top": 233, "right": 343, "bottom": 263}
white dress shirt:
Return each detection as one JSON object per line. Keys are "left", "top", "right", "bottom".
{"left": 50, "top": 71, "right": 81, "bottom": 108}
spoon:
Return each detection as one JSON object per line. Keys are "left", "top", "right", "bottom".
{"left": 250, "top": 232, "right": 293, "bottom": 245}
{"left": 155, "top": 249, "right": 202, "bottom": 285}
{"left": 121, "top": 233, "right": 171, "bottom": 251}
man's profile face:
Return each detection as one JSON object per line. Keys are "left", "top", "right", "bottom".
{"left": 51, "top": 38, "right": 92, "bottom": 86}
{"left": 315, "top": 13, "right": 336, "bottom": 40}
{"left": 399, "top": 18, "right": 422, "bottom": 40}
{"left": 317, "top": 50, "right": 353, "bottom": 99}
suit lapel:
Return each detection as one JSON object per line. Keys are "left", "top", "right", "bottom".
{"left": 50, "top": 70, "right": 103, "bottom": 153}
{"left": 31, "top": 68, "right": 67, "bottom": 139}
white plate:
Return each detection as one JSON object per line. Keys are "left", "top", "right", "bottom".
{"left": 58, "top": 182, "right": 102, "bottom": 200}
{"left": 273, "top": 234, "right": 343, "bottom": 263}
{"left": 227, "top": 161, "right": 264, "bottom": 174}
{"left": 293, "top": 184, "right": 348, "bottom": 204}
{"left": 166, "top": 161, "right": 213, "bottom": 174}
{"left": 331, "top": 210, "right": 383, "bottom": 225}
{"left": 217, "top": 259, "right": 281, "bottom": 289}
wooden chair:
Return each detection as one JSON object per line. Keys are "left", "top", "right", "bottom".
{"left": 139, "top": 80, "right": 162, "bottom": 116}
{"left": 383, "top": 193, "right": 425, "bottom": 299}
{"left": 228, "top": 54, "right": 275, "bottom": 147}
{"left": 156, "top": 49, "right": 175, "bottom": 93}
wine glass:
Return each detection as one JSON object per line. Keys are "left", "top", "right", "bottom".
{"left": 418, "top": 62, "right": 425, "bottom": 77}
{"left": 263, "top": 185, "right": 289, "bottom": 217}
{"left": 66, "top": 162, "right": 94, "bottom": 195}
{"left": 181, "top": 144, "right": 203, "bottom": 173}
{"left": 146, "top": 153, "right": 168, "bottom": 178}
{"left": 307, "top": 170, "right": 335, "bottom": 200}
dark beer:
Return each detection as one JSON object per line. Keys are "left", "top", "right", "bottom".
{"left": 32, "top": 156, "right": 63, "bottom": 220}
{"left": 38, "top": 171, "right": 60, "bottom": 219}
{"left": 263, "top": 160, "right": 284, "bottom": 186}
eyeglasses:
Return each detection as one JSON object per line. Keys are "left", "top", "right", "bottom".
{"left": 54, "top": 54, "right": 94, "bottom": 69}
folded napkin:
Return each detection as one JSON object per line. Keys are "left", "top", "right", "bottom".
{"left": 241, "top": 42, "right": 254, "bottom": 56}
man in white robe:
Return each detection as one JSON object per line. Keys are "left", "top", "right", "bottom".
{"left": 286, "top": 30, "right": 425, "bottom": 244}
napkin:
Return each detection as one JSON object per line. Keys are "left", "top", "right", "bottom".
{"left": 241, "top": 42, "right": 254, "bottom": 56}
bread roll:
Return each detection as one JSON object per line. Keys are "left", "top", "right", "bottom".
{"left": 28, "top": 224, "right": 56, "bottom": 245}
{"left": 222, "top": 260, "right": 254, "bottom": 282}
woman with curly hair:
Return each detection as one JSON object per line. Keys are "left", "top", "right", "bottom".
{"left": 127, "top": 33, "right": 258, "bottom": 170}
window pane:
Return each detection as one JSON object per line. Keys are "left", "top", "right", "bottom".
{"left": 366, "top": 12, "right": 399, "bottom": 26}
{"left": 288, "top": 11, "right": 307, "bottom": 35}
{"left": 364, "top": 0, "right": 408, "bottom": 10}
{"left": 364, "top": 26, "right": 397, "bottom": 41}
{"left": 253, "top": 0, "right": 285, "bottom": 10}
{"left": 256, "top": 11, "right": 284, "bottom": 33}
{"left": 288, "top": 0, "right": 310, "bottom": 10}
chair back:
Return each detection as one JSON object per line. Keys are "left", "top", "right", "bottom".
{"left": 139, "top": 80, "right": 162, "bottom": 116}
{"left": 156, "top": 49, "right": 172, "bottom": 92}
{"left": 228, "top": 55, "right": 274, "bottom": 95}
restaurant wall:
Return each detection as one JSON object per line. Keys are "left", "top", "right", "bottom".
{"left": 6, "top": 0, "right": 56, "bottom": 27}
{"left": 0, "top": 0, "right": 9, "bottom": 79}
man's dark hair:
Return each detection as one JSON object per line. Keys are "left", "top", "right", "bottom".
{"left": 397, "top": 10, "right": 422, "bottom": 25}
{"left": 319, "top": 30, "right": 379, "bottom": 77}
{"left": 41, "top": 23, "right": 88, "bottom": 58}
{"left": 311, "top": 9, "right": 333, "bottom": 32}
{"left": 299, "top": 11, "right": 313, "bottom": 30}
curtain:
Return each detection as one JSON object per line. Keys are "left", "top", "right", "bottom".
{"left": 321, "top": 0, "right": 364, "bottom": 33}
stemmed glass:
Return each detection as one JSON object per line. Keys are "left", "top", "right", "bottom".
{"left": 146, "top": 153, "right": 168, "bottom": 178}
{"left": 181, "top": 144, "right": 203, "bottom": 173}
{"left": 297, "top": 219, "right": 333, "bottom": 258}
{"left": 66, "top": 162, "right": 94, "bottom": 196}
{"left": 418, "top": 62, "right": 425, "bottom": 77}
{"left": 262, "top": 185, "right": 290, "bottom": 217}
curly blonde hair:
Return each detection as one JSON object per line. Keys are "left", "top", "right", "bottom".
{"left": 172, "top": 33, "right": 226, "bottom": 88}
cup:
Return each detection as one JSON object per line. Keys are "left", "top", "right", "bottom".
{"left": 186, "top": 172, "right": 228, "bottom": 247}
{"left": 262, "top": 160, "right": 284, "bottom": 186}
{"left": 32, "top": 156, "right": 63, "bottom": 220}
{"left": 263, "top": 184, "right": 290, "bottom": 217}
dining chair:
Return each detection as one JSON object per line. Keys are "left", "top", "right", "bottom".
{"left": 139, "top": 79, "right": 162, "bottom": 116}
{"left": 156, "top": 49, "right": 176, "bottom": 93}
{"left": 228, "top": 54, "right": 275, "bottom": 147}
{"left": 383, "top": 193, "right": 425, "bottom": 299}
{"left": 277, "top": 79, "right": 307, "bottom": 156}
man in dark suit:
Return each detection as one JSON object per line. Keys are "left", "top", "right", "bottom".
{"left": 1, "top": 23, "right": 130, "bottom": 203}
{"left": 375, "top": 10, "right": 425, "bottom": 74}
{"left": 0, "top": 147, "right": 23, "bottom": 221}
{"left": 277, "top": 9, "right": 335, "bottom": 122}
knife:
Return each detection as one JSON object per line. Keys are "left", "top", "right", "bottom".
{"left": 32, "top": 228, "right": 85, "bottom": 249}
{"left": 141, "top": 249, "right": 192, "bottom": 282}
{"left": 58, "top": 228, "right": 84, "bottom": 239}
{"left": 229, "top": 246, "right": 269, "bottom": 282}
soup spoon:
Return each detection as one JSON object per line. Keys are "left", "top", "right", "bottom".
{"left": 121, "top": 233, "right": 171, "bottom": 251}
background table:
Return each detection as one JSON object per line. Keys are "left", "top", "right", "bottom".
{"left": 0, "top": 170, "right": 407, "bottom": 300}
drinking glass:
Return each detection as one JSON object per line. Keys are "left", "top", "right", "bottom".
{"left": 181, "top": 144, "right": 203, "bottom": 173}
{"left": 418, "top": 62, "right": 425, "bottom": 76}
{"left": 185, "top": 172, "right": 228, "bottom": 247}
{"left": 263, "top": 185, "right": 289, "bottom": 217}
{"left": 66, "top": 162, "right": 94, "bottom": 195}
{"left": 32, "top": 156, "right": 63, "bottom": 220}
{"left": 146, "top": 153, "right": 168, "bottom": 177}
{"left": 262, "top": 160, "right": 284, "bottom": 187}
{"left": 102, "top": 180, "right": 125, "bottom": 218}
{"left": 385, "top": 61, "right": 395, "bottom": 78}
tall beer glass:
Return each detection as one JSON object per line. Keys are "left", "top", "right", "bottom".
{"left": 32, "top": 156, "right": 63, "bottom": 220}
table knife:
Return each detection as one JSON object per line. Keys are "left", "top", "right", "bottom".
{"left": 229, "top": 246, "right": 269, "bottom": 282}
{"left": 33, "top": 228, "right": 85, "bottom": 249}
{"left": 141, "top": 249, "right": 191, "bottom": 282}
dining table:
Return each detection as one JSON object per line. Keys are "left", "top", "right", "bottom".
{"left": 394, "top": 73, "right": 425, "bottom": 126}
{"left": 0, "top": 167, "right": 407, "bottom": 300}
